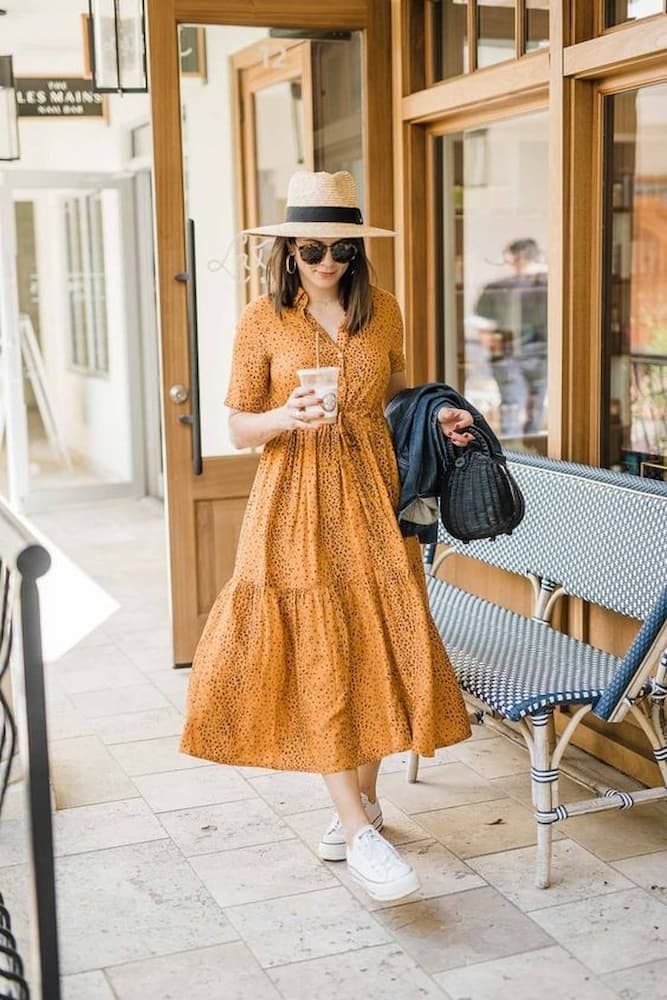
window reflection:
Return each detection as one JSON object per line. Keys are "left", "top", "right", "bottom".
{"left": 526, "top": 1, "right": 550, "bottom": 51}
{"left": 603, "top": 83, "right": 667, "bottom": 479}
{"left": 605, "top": 0, "right": 664, "bottom": 28}
{"left": 437, "top": 112, "right": 549, "bottom": 450}
{"left": 432, "top": 0, "right": 468, "bottom": 81}
{"left": 477, "top": 0, "right": 515, "bottom": 68}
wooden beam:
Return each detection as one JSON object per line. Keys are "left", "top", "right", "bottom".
{"left": 564, "top": 13, "right": 667, "bottom": 77}
{"left": 173, "top": 1, "right": 368, "bottom": 27}
{"left": 403, "top": 121, "right": 428, "bottom": 384}
{"left": 364, "top": 0, "right": 395, "bottom": 291}
{"left": 402, "top": 49, "right": 548, "bottom": 122}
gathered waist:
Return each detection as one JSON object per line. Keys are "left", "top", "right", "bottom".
{"left": 338, "top": 409, "right": 387, "bottom": 425}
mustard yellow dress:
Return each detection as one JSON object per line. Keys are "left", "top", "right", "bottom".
{"left": 180, "top": 286, "right": 471, "bottom": 772}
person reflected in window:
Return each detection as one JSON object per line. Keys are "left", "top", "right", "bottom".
{"left": 473, "top": 238, "right": 548, "bottom": 438}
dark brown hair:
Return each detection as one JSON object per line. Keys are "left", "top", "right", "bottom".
{"left": 266, "top": 237, "right": 375, "bottom": 333}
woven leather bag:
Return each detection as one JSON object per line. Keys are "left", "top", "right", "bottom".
{"left": 439, "top": 425, "right": 525, "bottom": 542}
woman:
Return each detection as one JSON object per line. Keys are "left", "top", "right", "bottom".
{"left": 180, "top": 170, "right": 473, "bottom": 902}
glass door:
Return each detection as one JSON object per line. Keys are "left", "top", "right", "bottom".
{"left": 147, "top": 4, "right": 391, "bottom": 663}
{"left": 0, "top": 172, "right": 144, "bottom": 511}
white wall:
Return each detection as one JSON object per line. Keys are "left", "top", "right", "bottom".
{"left": 180, "top": 25, "right": 267, "bottom": 457}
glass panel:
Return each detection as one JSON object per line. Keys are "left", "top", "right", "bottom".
{"left": 603, "top": 83, "right": 667, "bottom": 479}
{"left": 179, "top": 26, "right": 364, "bottom": 457}
{"left": 12, "top": 184, "right": 135, "bottom": 495}
{"left": 15, "top": 201, "right": 40, "bottom": 343}
{"left": 64, "top": 197, "right": 89, "bottom": 369}
{"left": 432, "top": 0, "right": 468, "bottom": 82}
{"left": 526, "top": 1, "right": 550, "bottom": 51}
{"left": 605, "top": 0, "right": 664, "bottom": 28}
{"left": 254, "top": 80, "right": 306, "bottom": 226}
{"left": 478, "top": 0, "right": 515, "bottom": 68}
{"left": 437, "top": 111, "right": 549, "bottom": 450}
{"left": 312, "top": 33, "right": 363, "bottom": 196}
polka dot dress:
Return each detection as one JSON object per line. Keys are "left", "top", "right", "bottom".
{"left": 179, "top": 286, "right": 471, "bottom": 772}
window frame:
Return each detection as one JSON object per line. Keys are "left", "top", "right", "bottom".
{"left": 63, "top": 191, "right": 110, "bottom": 378}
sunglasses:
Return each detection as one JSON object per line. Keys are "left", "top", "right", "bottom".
{"left": 295, "top": 239, "right": 358, "bottom": 266}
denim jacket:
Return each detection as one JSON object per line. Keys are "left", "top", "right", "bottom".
{"left": 384, "top": 383, "right": 492, "bottom": 542}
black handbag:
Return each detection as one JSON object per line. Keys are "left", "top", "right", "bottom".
{"left": 439, "top": 424, "right": 525, "bottom": 542}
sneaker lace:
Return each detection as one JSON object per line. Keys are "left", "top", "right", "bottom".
{"left": 354, "top": 827, "right": 404, "bottom": 876}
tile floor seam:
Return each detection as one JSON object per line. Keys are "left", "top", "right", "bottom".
{"left": 388, "top": 922, "right": 557, "bottom": 979}
{"left": 49, "top": 796, "right": 147, "bottom": 816}
{"left": 232, "top": 935, "right": 395, "bottom": 974}
{"left": 526, "top": 882, "right": 657, "bottom": 919}
{"left": 432, "top": 944, "right": 616, "bottom": 992}
{"left": 264, "top": 938, "right": 451, "bottom": 994}
{"left": 156, "top": 832, "right": 300, "bottom": 859}
{"left": 97, "top": 939, "right": 294, "bottom": 979}
{"left": 101, "top": 966, "right": 121, "bottom": 999}
{"left": 407, "top": 795, "right": 511, "bottom": 819}
{"left": 221, "top": 882, "right": 376, "bottom": 916}
{"left": 133, "top": 789, "right": 259, "bottom": 815}
{"left": 52, "top": 831, "right": 172, "bottom": 860}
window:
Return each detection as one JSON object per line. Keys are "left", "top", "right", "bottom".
{"left": 526, "top": 1, "right": 550, "bottom": 51}
{"left": 431, "top": 0, "right": 468, "bottom": 80}
{"left": 64, "top": 193, "right": 109, "bottom": 375}
{"left": 477, "top": 0, "right": 515, "bottom": 68}
{"left": 604, "top": 0, "right": 665, "bottom": 28}
{"left": 602, "top": 82, "right": 667, "bottom": 479}
{"left": 436, "top": 110, "right": 549, "bottom": 448}
{"left": 430, "top": 1, "right": 549, "bottom": 81}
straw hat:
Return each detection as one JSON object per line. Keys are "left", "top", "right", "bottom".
{"left": 242, "top": 170, "right": 395, "bottom": 238}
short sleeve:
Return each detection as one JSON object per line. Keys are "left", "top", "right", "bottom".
{"left": 224, "top": 304, "right": 271, "bottom": 412}
{"left": 387, "top": 295, "right": 407, "bottom": 375}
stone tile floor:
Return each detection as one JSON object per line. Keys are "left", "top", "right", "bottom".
{"left": 1, "top": 498, "right": 666, "bottom": 999}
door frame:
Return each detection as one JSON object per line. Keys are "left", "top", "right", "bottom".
{"left": 133, "top": 168, "right": 163, "bottom": 500}
{"left": 145, "top": 0, "right": 394, "bottom": 663}
{"left": 0, "top": 169, "right": 147, "bottom": 513}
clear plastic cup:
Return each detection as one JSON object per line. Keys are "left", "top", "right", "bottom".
{"left": 296, "top": 366, "right": 340, "bottom": 424}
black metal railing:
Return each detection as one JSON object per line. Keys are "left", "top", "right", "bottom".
{"left": 0, "top": 499, "right": 60, "bottom": 999}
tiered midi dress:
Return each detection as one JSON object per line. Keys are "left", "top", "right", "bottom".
{"left": 179, "top": 286, "right": 471, "bottom": 773}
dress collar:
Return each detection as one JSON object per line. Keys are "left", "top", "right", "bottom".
{"left": 294, "top": 287, "right": 309, "bottom": 312}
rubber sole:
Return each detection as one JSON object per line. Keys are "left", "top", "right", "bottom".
{"left": 346, "top": 862, "right": 420, "bottom": 902}
{"left": 318, "top": 814, "right": 384, "bottom": 862}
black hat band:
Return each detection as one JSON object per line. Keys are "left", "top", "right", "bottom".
{"left": 286, "top": 206, "right": 363, "bottom": 224}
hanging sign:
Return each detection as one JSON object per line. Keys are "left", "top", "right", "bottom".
{"left": 15, "top": 77, "right": 105, "bottom": 118}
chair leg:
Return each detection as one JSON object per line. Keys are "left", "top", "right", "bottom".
{"left": 406, "top": 750, "right": 420, "bottom": 783}
{"left": 531, "top": 712, "right": 555, "bottom": 889}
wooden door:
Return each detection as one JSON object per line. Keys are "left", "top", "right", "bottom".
{"left": 146, "top": 0, "right": 393, "bottom": 665}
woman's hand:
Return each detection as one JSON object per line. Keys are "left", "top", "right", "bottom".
{"left": 437, "top": 407, "right": 475, "bottom": 446}
{"left": 279, "top": 386, "right": 325, "bottom": 431}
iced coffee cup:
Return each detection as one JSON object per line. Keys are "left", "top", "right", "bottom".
{"left": 296, "top": 366, "right": 340, "bottom": 425}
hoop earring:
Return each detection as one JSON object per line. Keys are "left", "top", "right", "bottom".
{"left": 285, "top": 254, "right": 297, "bottom": 275}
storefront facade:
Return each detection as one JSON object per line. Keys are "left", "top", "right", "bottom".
{"left": 144, "top": 1, "right": 667, "bottom": 782}
{"left": 390, "top": 2, "right": 667, "bottom": 784}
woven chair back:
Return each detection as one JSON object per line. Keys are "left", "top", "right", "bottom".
{"left": 436, "top": 454, "right": 667, "bottom": 621}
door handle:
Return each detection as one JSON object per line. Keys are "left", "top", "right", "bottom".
{"left": 174, "top": 218, "right": 203, "bottom": 476}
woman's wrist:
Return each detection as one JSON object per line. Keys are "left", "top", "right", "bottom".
{"left": 230, "top": 409, "right": 283, "bottom": 449}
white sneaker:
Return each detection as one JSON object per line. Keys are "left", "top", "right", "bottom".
{"left": 347, "top": 825, "right": 420, "bottom": 902}
{"left": 318, "top": 793, "right": 383, "bottom": 862}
